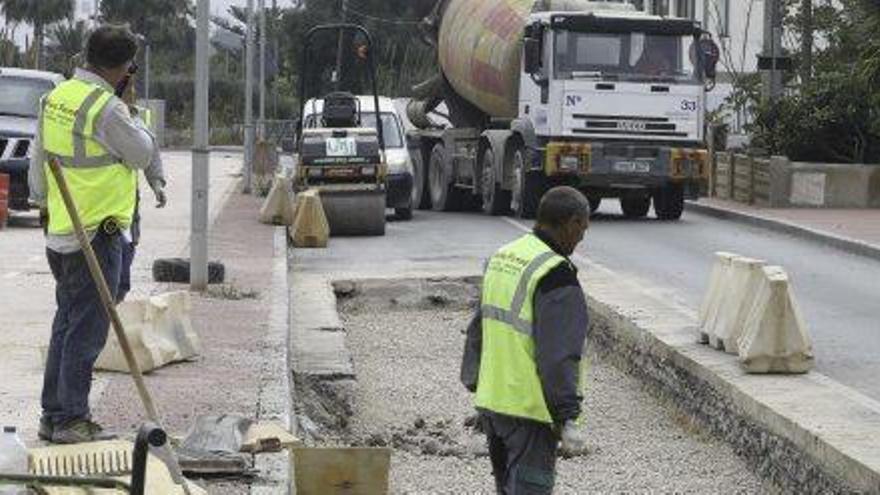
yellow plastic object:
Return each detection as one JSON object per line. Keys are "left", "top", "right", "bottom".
{"left": 545, "top": 141, "right": 592, "bottom": 176}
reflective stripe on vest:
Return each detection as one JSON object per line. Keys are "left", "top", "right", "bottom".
{"left": 42, "top": 79, "right": 136, "bottom": 235}
{"left": 475, "top": 234, "right": 567, "bottom": 424}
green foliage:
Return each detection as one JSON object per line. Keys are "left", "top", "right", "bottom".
{"left": 750, "top": 72, "right": 879, "bottom": 163}
{"left": 740, "top": 0, "right": 880, "bottom": 163}
{"left": 46, "top": 20, "right": 88, "bottom": 76}
{"left": 0, "top": 0, "right": 72, "bottom": 68}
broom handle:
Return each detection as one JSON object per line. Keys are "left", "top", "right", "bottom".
{"left": 47, "top": 159, "right": 161, "bottom": 424}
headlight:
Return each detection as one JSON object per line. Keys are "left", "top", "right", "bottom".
{"left": 559, "top": 155, "right": 580, "bottom": 171}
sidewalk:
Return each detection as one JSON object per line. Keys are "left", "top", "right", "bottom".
{"left": 687, "top": 198, "right": 880, "bottom": 260}
{"left": 0, "top": 150, "right": 239, "bottom": 443}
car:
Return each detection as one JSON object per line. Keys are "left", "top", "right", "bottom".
{"left": 0, "top": 67, "right": 65, "bottom": 211}
{"left": 302, "top": 95, "right": 415, "bottom": 220}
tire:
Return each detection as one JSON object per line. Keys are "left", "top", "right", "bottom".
{"left": 411, "top": 151, "right": 430, "bottom": 210}
{"left": 509, "top": 144, "right": 545, "bottom": 219}
{"left": 152, "top": 258, "right": 225, "bottom": 284}
{"left": 428, "top": 143, "right": 465, "bottom": 211}
{"left": 395, "top": 206, "right": 413, "bottom": 220}
{"left": 620, "top": 195, "right": 651, "bottom": 218}
{"left": 654, "top": 183, "right": 684, "bottom": 221}
{"left": 588, "top": 196, "right": 602, "bottom": 214}
{"left": 480, "top": 149, "right": 510, "bottom": 215}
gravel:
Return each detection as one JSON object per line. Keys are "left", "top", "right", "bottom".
{"left": 330, "top": 286, "right": 774, "bottom": 494}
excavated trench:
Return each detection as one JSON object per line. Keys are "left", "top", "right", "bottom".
{"left": 291, "top": 277, "right": 771, "bottom": 493}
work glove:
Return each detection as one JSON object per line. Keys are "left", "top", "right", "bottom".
{"left": 559, "top": 420, "right": 588, "bottom": 456}
{"left": 152, "top": 186, "right": 167, "bottom": 208}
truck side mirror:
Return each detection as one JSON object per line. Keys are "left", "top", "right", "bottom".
{"left": 699, "top": 37, "right": 720, "bottom": 81}
{"left": 523, "top": 38, "right": 542, "bottom": 75}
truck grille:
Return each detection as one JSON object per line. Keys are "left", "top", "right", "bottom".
{"left": 0, "top": 137, "right": 32, "bottom": 160}
{"left": 571, "top": 114, "right": 687, "bottom": 138}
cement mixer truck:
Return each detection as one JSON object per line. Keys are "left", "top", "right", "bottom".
{"left": 407, "top": 0, "right": 719, "bottom": 220}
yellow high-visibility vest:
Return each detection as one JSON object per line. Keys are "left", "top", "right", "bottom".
{"left": 475, "top": 233, "right": 569, "bottom": 423}
{"left": 42, "top": 79, "right": 136, "bottom": 235}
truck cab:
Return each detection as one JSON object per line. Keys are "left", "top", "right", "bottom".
{"left": 519, "top": 8, "right": 712, "bottom": 219}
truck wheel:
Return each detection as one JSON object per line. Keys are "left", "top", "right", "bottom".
{"left": 654, "top": 184, "right": 684, "bottom": 221}
{"left": 411, "top": 151, "right": 430, "bottom": 210}
{"left": 429, "top": 143, "right": 464, "bottom": 211}
{"left": 481, "top": 149, "right": 510, "bottom": 215}
{"left": 395, "top": 205, "right": 413, "bottom": 220}
{"left": 510, "top": 146, "right": 544, "bottom": 219}
{"left": 620, "top": 195, "right": 651, "bottom": 218}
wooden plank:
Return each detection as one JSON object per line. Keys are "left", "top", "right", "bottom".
{"left": 293, "top": 447, "right": 390, "bottom": 495}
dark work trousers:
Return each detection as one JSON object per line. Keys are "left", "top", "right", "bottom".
{"left": 41, "top": 229, "right": 123, "bottom": 427}
{"left": 118, "top": 191, "right": 140, "bottom": 304}
{"left": 482, "top": 411, "right": 558, "bottom": 495}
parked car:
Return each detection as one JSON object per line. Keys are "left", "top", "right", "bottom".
{"left": 0, "top": 68, "right": 65, "bottom": 211}
{"left": 302, "top": 95, "right": 415, "bottom": 220}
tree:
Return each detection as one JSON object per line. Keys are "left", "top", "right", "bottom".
{"left": 0, "top": 0, "right": 73, "bottom": 69}
{"left": 46, "top": 20, "right": 88, "bottom": 76}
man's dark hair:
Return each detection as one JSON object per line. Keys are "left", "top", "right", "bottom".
{"left": 86, "top": 25, "right": 138, "bottom": 70}
{"left": 536, "top": 186, "right": 590, "bottom": 228}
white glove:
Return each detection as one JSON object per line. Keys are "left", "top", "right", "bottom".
{"left": 559, "top": 420, "right": 588, "bottom": 456}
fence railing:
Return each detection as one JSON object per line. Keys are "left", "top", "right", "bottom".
{"left": 712, "top": 152, "right": 771, "bottom": 206}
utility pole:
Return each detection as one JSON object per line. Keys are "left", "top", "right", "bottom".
{"left": 243, "top": 0, "right": 255, "bottom": 194}
{"left": 761, "top": 0, "right": 784, "bottom": 102}
{"left": 259, "top": 0, "right": 267, "bottom": 139}
{"left": 800, "top": 0, "right": 813, "bottom": 83}
{"left": 334, "top": 0, "right": 347, "bottom": 89}
{"left": 191, "top": 0, "right": 210, "bottom": 291}
{"left": 143, "top": 41, "right": 151, "bottom": 100}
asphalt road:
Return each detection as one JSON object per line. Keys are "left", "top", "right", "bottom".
{"left": 298, "top": 201, "right": 880, "bottom": 402}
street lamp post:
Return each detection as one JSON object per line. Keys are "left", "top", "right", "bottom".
{"left": 191, "top": 0, "right": 210, "bottom": 290}
{"left": 243, "top": 0, "right": 256, "bottom": 194}
{"left": 258, "top": 0, "right": 267, "bottom": 139}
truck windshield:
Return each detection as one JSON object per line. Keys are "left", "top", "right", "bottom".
{"left": 554, "top": 31, "right": 698, "bottom": 82}
{"left": 305, "top": 111, "right": 404, "bottom": 149}
{"left": 0, "top": 76, "right": 54, "bottom": 118}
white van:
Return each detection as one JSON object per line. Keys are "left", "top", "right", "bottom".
{"left": 303, "top": 95, "right": 415, "bottom": 219}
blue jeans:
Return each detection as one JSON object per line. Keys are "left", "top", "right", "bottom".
{"left": 41, "top": 230, "right": 122, "bottom": 426}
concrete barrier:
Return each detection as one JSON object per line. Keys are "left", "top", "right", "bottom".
{"left": 737, "top": 266, "right": 814, "bottom": 373}
{"left": 290, "top": 189, "right": 329, "bottom": 248}
{"left": 698, "top": 252, "right": 738, "bottom": 345}
{"left": 96, "top": 291, "right": 201, "bottom": 373}
{"left": 712, "top": 256, "right": 765, "bottom": 353}
{"left": 259, "top": 175, "right": 296, "bottom": 225}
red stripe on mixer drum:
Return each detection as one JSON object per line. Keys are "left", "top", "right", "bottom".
{"left": 471, "top": 59, "right": 506, "bottom": 95}
{"left": 484, "top": 2, "right": 523, "bottom": 40}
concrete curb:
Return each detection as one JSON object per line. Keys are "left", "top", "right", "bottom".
{"left": 685, "top": 201, "right": 880, "bottom": 262}
{"left": 250, "top": 227, "right": 293, "bottom": 495}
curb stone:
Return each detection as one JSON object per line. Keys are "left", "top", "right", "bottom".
{"left": 685, "top": 201, "right": 880, "bottom": 262}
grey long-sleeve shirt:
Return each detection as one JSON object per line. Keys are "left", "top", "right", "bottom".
{"left": 461, "top": 231, "right": 589, "bottom": 424}
{"left": 28, "top": 68, "right": 164, "bottom": 253}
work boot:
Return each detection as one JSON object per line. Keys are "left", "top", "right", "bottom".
{"left": 38, "top": 416, "right": 53, "bottom": 441}
{"left": 51, "top": 419, "right": 117, "bottom": 444}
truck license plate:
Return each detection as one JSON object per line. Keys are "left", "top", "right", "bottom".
{"left": 614, "top": 161, "right": 651, "bottom": 173}
{"left": 326, "top": 137, "right": 357, "bottom": 157}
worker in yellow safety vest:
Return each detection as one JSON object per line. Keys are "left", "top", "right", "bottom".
{"left": 27, "top": 25, "right": 163, "bottom": 445}
{"left": 461, "top": 186, "right": 591, "bottom": 494}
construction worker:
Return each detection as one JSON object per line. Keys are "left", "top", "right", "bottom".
{"left": 27, "top": 25, "right": 162, "bottom": 444}
{"left": 461, "top": 186, "right": 590, "bottom": 494}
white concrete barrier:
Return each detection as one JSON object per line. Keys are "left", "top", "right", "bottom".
{"left": 712, "top": 256, "right": 765, "bottom": 353}
{"left": 698, "top": 252, "right": 738, "bottom": 345}
{"left": 737, "top": 266, "right": 814, "bottom": 373}
{"left": 259, "top": 175, "right": 296, "bottom": 225}
{"left": 290, "top": 189, "right": 329, "bottom": 248}
{"left": 96, "top": 291, "right": 201, "bottom": 373}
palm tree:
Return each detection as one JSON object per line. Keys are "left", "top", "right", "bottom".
{"left": 47, "top": 20, "right": 88, "bottom": 75}
{"left": 0, "top": 0, "right": 73, "bottom": 69}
